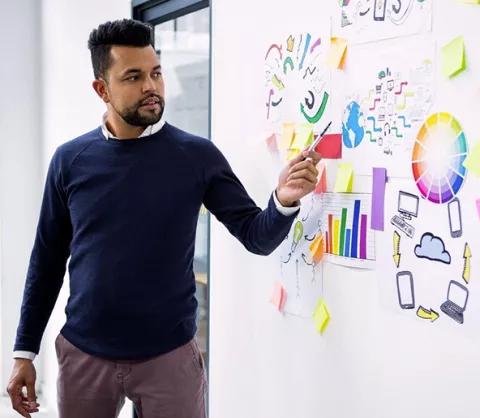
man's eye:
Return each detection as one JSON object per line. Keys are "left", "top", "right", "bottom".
{"left": 153, "top": 72, "right": 162, "bottom": 78}
{"left": 126, "top": 76, "right": 138, "bottom": 81}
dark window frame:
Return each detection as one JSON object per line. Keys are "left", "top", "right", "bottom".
{"left": 130, "top": 1, "right": 212, "bottom": 417}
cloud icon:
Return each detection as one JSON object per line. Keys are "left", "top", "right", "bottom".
{"left": 414, "top": 232, "right": 451, "bottom": 264}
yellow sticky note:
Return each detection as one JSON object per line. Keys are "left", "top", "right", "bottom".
{"left": 462, "top": 140, "right": 480, "bottom": 177}
{"left": 291, "top": 123, "right": 314, "bottom": 149}
{"left": 270, "top": 281, "right": 286, "bottom": 312}
{"left": 279, "top": 122, "right": 296, "bottom": 150}
{"left": 312, "top": 298, "right": 330, "bottom": 335}
{"left": 334, "top": 163, "right": 353, "bottom": 193}
{"left": 456, "top": 0, "right": 480, "bottom": 3}
{"left": 286, "top": 148, "right": 300, "bottom": 161}
{"left": 442, "top": 35, "right": 466, "bottom": 78}
{"left": 326, "top": 37, "right": 348, "bottom": 69}
{"left": 307, "top": 233, "right": 325, "bottom": 263}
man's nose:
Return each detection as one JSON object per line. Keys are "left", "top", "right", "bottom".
{"left": 142, "top": 76, "right": 157, "bottom": 93}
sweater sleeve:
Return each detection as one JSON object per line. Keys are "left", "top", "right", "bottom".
{"left": 201, "top": 140, "right": 298, "bottom": 256}
{"left": 14, "top": 148, "right": 73, "bottom": 354}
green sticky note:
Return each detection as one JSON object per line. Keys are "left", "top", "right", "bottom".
{"left": 442, "top": 35, "right": 466, "bottom": 78}
{"left": 291, "top": 123, "right": 314, "bottom": 149}
{"left": 462, "top": 140, "right": 480, "bottom": 177}
{"left": 334, "top": 163, "right": 353, "bottom": 193}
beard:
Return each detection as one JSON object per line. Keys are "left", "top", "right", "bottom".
{"left": 115, "top": 95, "right": 165, "bottom": 127}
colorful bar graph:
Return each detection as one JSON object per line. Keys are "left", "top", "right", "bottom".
{"left": 345, "top": 229, "right": 351, "bottom": 257}
{"left": 333, "top": 220, "right": 340, "bottom": 255}
{"left": 351, "top": 199, "right": 360, "bottom": 258}
{"left": 328, "top": 214, "right": 333, "bottom": 254}
{"left": 360, "top": 214, "right": 367, "bottom": 259}
{"left": 339, "top": 208, "right": 347, "bottom": 257}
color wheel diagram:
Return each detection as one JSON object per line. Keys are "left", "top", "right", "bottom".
{"left": 411, "top": 112, "right": 468, "bottom": 204}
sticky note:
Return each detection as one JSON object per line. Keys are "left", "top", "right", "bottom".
{"left": 312, "top": 298, "right": 330, "bottom": 335}
{"left": 279, "top": 122, "right": 296, "bottom": 150}
{"left": 286, "top": 148, "right": 300, "bottom": 161}
{"left": 270, "top": 281, "right": 285, "bottom": 312}
{"left": 326, "top": 37, "right": 348, "bottom": 69}
{"left": 334, "top": 163, "right": 353, "bottom": 193}
{"left": 266, "top": 133, "right": 277, "bottom": 153}
{"left": 371, "top": 167, "right": 387, "bottom": 231}
{"left": 315, "top": 133, "right": 342, "bottom": 159}
{"left": 456, "top": 0, "right": 480, "bottom": 3}
{"left": 314, "top": 162, "right": 327, "bottom": 194}
{"left": 442, "top": 35, "right": 466, "bottom": 78}
{"left": 291, "top": 123, "right": 314, "bottom": 149}
{"left": 476, "top": 199, "right": 480, "bottom": 220}
{"left": 307, "top": 233, "right": 325, "bottom": 263}
{"left": 462, "top": 140, "right": 480, "bottom": 177}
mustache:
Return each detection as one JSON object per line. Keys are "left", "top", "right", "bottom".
{"left": 138, "top": 94, "right": 164, "bottom": 106}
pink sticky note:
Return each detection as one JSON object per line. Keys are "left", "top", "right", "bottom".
{"left": 476, "top": 199, "right": 480, "bottom": 220}
{"left": 270, "top": 281, "right": 285, "bottom": 311}
{"left": 314, "top": 162, "right": 327, "bottom": 194}
{"left": 266, "top": 133, "right": 278, "bottom": 153}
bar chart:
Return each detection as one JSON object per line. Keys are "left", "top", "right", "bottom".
{"left": 321, "top": 192, "right": 376, "bottom": 269}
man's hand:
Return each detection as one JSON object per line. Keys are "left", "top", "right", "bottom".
{"left": 276, "top": 149, "right": 322, "bottom": 207}
{"left": 7, "top": 359, "right": 40, "bottom": 418}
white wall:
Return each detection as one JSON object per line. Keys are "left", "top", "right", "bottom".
{"left": 0, "top": 0, "right": 43, "bottom": 393}
{"left": 209, "top": 1, "right": 480, "bottom": 418}
{"left": 39, "top": 0, "right": 132, "bottom": 416}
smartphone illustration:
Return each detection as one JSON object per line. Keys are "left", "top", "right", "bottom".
{"left": 374, "top": 0, "right": 387, "bottom": 21}
{"left": 396, "top": 271, "right": 415, "bottom": 309}
{"left": 448, "top": 198, "right": 462, "bottom": 238}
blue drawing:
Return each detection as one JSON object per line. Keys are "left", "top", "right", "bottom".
{"left": 342, "top": 101, "right": 365, "bottom": 148}
{"left": 398, "top": 115, "right": 411, "bottom": 129}
{"left": 414, "top": 232, "right": 451, "bottom": 264}
{"left": 367, "top": 116, "right": 382, "bottom": 132}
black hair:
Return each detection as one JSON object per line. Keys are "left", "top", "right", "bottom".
{"left": 87, "top": 19, "right": 154, "bottom": 80}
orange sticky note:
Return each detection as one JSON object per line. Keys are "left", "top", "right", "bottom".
{"left": 279, "top": 122, "right": 296, "bottom": 150}
{"left": 307, "top": 233, "right": 325, "bottom": 263}
{"left": 270, "top": 281, "right": 285, "bottom": 311}
{"left": 327, "top": 37, "right": 348, "bottom": 69}
{"left": 314, "top": 162, "right": 327, "bottom": 194}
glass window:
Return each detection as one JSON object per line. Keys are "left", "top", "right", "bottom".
{"left": 154, "top": 7, "right": 210, "bottom": 363}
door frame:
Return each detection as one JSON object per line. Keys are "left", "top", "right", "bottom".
{"left": 131, "top": 1, "right": 212, "bottom": 416}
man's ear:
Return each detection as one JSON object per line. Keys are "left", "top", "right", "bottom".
{"left": 92, "top": 78, "right": 110, "bottom": 104}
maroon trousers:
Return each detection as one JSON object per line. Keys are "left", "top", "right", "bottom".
{"left": 55, "top": 333, "right": 207, "bottom": 418}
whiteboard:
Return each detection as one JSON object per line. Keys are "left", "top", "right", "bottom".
{"left": 209, "top": 0, "right": 480, "bottom": 417}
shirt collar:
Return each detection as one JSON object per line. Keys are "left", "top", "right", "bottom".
{"left": 101, "top": 112, "right": 165, "bottom": 140}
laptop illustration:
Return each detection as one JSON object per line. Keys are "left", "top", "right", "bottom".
{"left": 440, "top": 280, "right": 469, "bottom": 324}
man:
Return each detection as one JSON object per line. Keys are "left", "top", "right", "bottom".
{"left": 7, "top": 19, "right": 321, "bottom": 418}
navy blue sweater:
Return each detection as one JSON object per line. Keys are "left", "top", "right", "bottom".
{"left": 14, "top": 123, "right": 297, "bottom": 360}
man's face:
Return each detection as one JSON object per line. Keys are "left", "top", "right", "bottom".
{"left": 103, "top": 45, "right": 165, "bottom": 127}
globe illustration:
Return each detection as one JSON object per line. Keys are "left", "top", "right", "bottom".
{"left": 342, "top": 101, "right": 365, "bottom": 148}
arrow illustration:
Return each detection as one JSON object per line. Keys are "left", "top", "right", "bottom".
{"left": 462, "top": 243, "right": 472, "bottom": 284}
{"left": 393, "top": 231, "right": 401, "bottom": 268}
{"left": 416, "top": 306, "right": 439, "bottom": 322}
{"left": 305, "top": 234, "right": 316, "bottom": 242}
{"left": 282, "top": 253, "right": 292, "bottom": 263}
{"left": 302, "top": 253, "right": 315, "bottom": 266}
{"left": 286, "top": 35, "right": 295, "bottom": 52}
